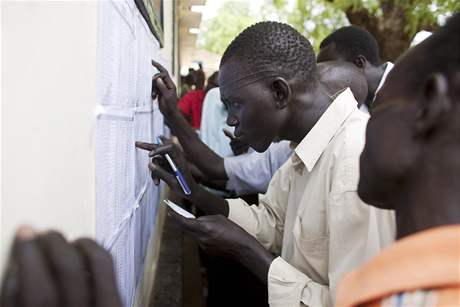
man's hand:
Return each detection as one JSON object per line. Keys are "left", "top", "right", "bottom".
{"left": 169, "top": 211, "right": 253, "bottom": 259}
{"left": 135, "top": 137, "right": 199, "bottom": 199}
{"left": 169, "top": 210, "right": 275, "bottom": 283}
{"left": 0, "top": 226, "right": 122, "bottom": 307}
{"left": 223, "top": 128, "right": 250, "bottom": 156}
{"left": 151, "top": 60, "right": 180, "bottom": 119}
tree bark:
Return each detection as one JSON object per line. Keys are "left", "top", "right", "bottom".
{"left": 344, "top": 0, "right": 411, "bottom": 62}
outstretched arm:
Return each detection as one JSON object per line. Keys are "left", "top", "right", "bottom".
{"left": 151, "top": 60, "right": 227, "bottom": 180}
{"left": 136, "top": 140, "right": 229, "bottom": 216}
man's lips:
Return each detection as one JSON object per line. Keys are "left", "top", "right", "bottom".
{"left": 233, "top": 128, "right": 244, "bottom": 138}
{"left": 234, "top": 132, "right": 245, "bottom": 140}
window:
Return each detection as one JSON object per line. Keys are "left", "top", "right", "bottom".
{"left": 134, "top": 0, "right": 164, "bottom": 46}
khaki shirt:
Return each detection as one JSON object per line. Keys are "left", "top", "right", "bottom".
{"left": 227, "top": 88, "right": 396, "bottom": 307}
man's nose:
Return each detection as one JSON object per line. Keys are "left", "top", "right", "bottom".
{"left": 226, "top": 115, "right": 238, "bottom": 127}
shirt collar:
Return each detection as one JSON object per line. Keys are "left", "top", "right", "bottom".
{"left": 375, "top": 62, "right": 394, "bottom": 96}
{"left": 294, "top": 88, "right": 357, "bottom": 172}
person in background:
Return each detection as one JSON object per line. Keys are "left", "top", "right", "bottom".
{"left": 336, "top": 13, "right": 460, "bottom": 307}
{"left": 199, "top": 71, "right": 234, "bottom": 158}
{"left": 177, "top": 65, "right": 208, "bottom": 130}
{"left": 317, "top": 25, "right": 394, "bottom": 113}
{"left": 143, "top": 22, "right": 395, "bottom": 306}
{"left": 179, "top": 68, "right": 196, "bottom": 98}
{"left": 194, "top": 62, "right": 206, "bottom": 90}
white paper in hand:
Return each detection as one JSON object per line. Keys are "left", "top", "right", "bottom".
{"left": 164, "top": 199, "right": 196, "bottom": 218}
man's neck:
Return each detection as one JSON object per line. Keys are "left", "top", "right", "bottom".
{"left": 281, "top": 82, "right": 335, "bottom": 144}
{"left": 394, "top": 157, "right": 460, "bottom": 239}
{"left": 364, "top": 63, "right": 387, "bottom": 107}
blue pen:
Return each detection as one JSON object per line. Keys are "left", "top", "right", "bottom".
{"left": 156, "top": 137, "right": 192, "bottom": 195}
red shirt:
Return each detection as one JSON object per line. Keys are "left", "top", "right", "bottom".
{"left": 178, "top": 90, "right": 205, "bottom": 129}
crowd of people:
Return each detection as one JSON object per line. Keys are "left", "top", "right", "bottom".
{"left": 2, "top": 11, "right": 459, "bottom": 307}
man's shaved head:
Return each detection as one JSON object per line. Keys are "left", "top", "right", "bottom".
{"left": 220, "top": 21, "right": 317, "bottom": 88}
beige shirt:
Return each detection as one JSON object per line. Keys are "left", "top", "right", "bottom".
{"left": 228, "top": 88, "right": 396, "bottom": 307}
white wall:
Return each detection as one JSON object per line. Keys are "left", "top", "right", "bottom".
{"left": 1, "top": 1, "right": 98, "bottom": 267}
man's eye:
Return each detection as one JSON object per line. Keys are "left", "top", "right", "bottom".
{"left": 231, "top": 101, "right": 240, "bottom": 108}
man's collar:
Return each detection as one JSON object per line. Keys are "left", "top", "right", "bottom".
{"left": 294, "top": 88, "right": 357, "bottom": 172}
{"left": 375, "top": 62, "right": 394, "bottom": 96}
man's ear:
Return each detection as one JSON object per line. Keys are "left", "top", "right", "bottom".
{"left": 414, "top": 73, "right": 452, "bottom": 137}
{"left": 354, "top": 55, "right": 367, "bottom": 69}
{"left": 271, "top": 77, "right": 291, "bottom": 109}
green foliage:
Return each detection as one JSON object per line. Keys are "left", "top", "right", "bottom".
{"left": 401, "top": 0, "right": 460, "bottom": 35}
{"left": 284, "top": 0, "right": 349, "bottom": 50}
{"left": 197, "top": 2, "right": 257, "bottom": 55}
{"left": 267, "top": 0, "right": 459, "bottom": 49}
{"left": 198, "top": 0, "right": 459, "bottom": 55}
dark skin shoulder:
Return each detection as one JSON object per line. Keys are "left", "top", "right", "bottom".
{"left": 317, "top": 60, "right": 368, "bottom": 106}
{"left": 317, "top": 42, "right": 386, "bottom": 108}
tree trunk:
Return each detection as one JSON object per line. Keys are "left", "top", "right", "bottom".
{"left": 344, "top": 0, "right": 412, "bottom": 62}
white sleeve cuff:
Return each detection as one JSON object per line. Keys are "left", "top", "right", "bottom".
{"left": 268, "top": 257, "right": 327, "bottom": 307}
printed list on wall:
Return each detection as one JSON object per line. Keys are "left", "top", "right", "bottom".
{"left": 95, "top": 1, "right": 169, "bottom": 306}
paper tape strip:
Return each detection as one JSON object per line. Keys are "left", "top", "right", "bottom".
{"left": 103, "top": 176, "right": 151, "bottom": 251}
{"left": 95, "top": 104, "right": 154, "bottom": 120}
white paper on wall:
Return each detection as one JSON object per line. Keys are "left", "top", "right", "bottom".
{"left": 95, "top": 1, "right": 168, "bottom": 306}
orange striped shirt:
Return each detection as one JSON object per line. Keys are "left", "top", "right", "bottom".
{"left": 336, "top": 225, "right": 460, "bottom": 307}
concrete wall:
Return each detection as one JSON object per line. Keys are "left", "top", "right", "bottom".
{"left": 1, "top": 1, "right": 98, "bottom": 268}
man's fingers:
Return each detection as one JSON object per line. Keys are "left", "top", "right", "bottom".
{"left": 162, "top": 74, "right": 176, "bottom": 90}
{"left": 153, "top": 72, "right": 166, "bottom": 80}
{"left": 37, "top": 231, "right": 90, "bottom": 307}
{"left": 73, "top": 239, "right": 122, "bottom": 307}
{"left": 1, "top": 236, "right": 20, "bottom": 307}
{"left": 135, "top": 141, "right": 157, "bottom": 152}
{"left": 222, "top": 128, "right": 235, "bottom": 140}
{"left": 15, "top": 227, "right": 59, "bottom": 307}
{"left": 148, "top": 143, "right": 174, "bottom": 157}
{"left": 156, "top": 78, "right": 170, "bottom": 93}
{"left": 167, "top": 210, "right": 201, "bottom": 236}
{"left": 158, "top": 135, "right": 172, "bottom": 145}
{"left": 149, "top": 162, "right": 177, "bottom": 188}
{"left": 152, "top": 60, "right": 175, "bottom": 89}
{"left": 0, "top": 266, "right": 18, "bottom": 307}
{"left": 151, "top": 59, "right": 167, "bottom": 73}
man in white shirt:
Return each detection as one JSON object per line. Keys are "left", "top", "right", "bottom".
{"left": 155, "top": 61, "right": 369, "bottom": 197}
{"left": 223, "top": 60, "right": 369, "bottom": 195}
{"left": 142, "top": 22, "right": 395, "bottom": 306}
{"left": 317, "top": 26, "right": 394, "bottom": 114}
{"left": 200, "top": 86, "right": 235, "bottom": 158}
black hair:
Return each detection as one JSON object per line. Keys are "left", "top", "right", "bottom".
{"left": 220, "top": 21, "right": 317, "bottom": 84}
{"left": 205, "top": 71, "right": 219, "bottom": 94}
{"left": 320, "top": 26, "right": 381, "bottom": 66}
